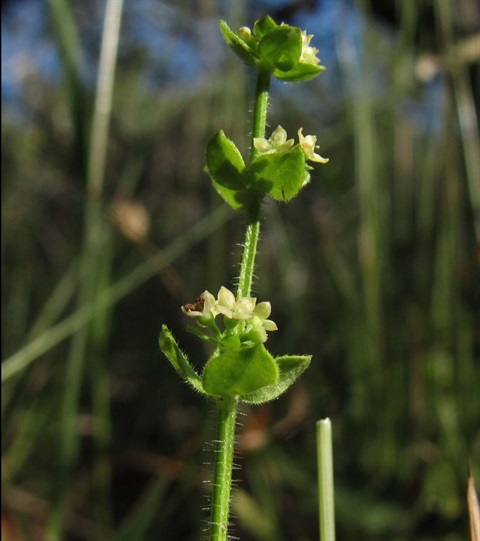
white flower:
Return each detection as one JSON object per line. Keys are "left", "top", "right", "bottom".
{"left": 253, "top": 302, "right": 278, "bottom": 331}
{"left": 181, "top": 290, "right": 216, "bottom": 318}
{"left": 245, "top": 301, "right": 278, "bottom": 343}
{"left": 254, "top": 126, "right": 295, "bottom": 155}
{"left": 298, "top": 128, "right": 329, "bottom": 164}
{"left": 299, "top": 30, "right": 320, "bottom": 65}
{"left": 181, "top": 286, "right": 278, "bottom": 342}
{"left": 216, "top": 286, "right": 256, "bottom": 320}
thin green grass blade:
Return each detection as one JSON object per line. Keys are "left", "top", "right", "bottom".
{"left": 317, "top": 418, "right": 335, "bottom": 541}
{"left": 48, "top": 0, "right": 88, "bottom": 166}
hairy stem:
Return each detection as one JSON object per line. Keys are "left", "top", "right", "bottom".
{"left": 237, "top": 69, "right": 271, "bottom": 299}
{"left": 209, "top": 69, "right": 271, "bottom": 541}
{"left": 209, "top": 397, "right": 238, "bottom": 541}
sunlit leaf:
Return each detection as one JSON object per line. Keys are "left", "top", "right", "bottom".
{"left": 250, "top": 146, "right": 306, "bottom": 201}
{"left": 202, "top": 343, "right": 279, "bottom": 397}
{"left": 206, "top": 130, "right": 250, "bottom": 210}
{"left": 253, "top": 15, "right": 278, "bottom": 39}
{"left": 219, "top": 20, "right": 257, "bottom": 65}
{"left": 257, "top": 26, "right": 302, "bottom": 72}
{"left": 274, "top": 62, "right": 325, "bottom": 82}
{"left": 241, "top": 354, "right": 311, "bottom": 404}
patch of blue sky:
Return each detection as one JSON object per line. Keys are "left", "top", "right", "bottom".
{"left": 0, "top": 0, "right": 447, "bottom": 136}
{"left": 271, "top": 0, "right": 357, "bottom": 116}
{"left": 2, "top": 1, "right": 58, "bottom": 101}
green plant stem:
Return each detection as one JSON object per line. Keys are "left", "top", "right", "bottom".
{"left": 317, "top": 418, "right": 336, "bottom": 541}
{"left": 237, "top": 69, "right": 271, "bottom": 299}
{"left": 209, "top": 69, "right": 271, "bottom": 541}
{"left": 210, "top": 397, "right": 238, "bottom": 541}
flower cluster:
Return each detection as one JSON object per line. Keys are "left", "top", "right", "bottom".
{"left": 182, "top": 286, "right": 278, "bottom": 343}
{"left": 220, "top": 16, "right": 325, "bottom": 83}
{"left": 254, "top": 125, "right": 328, "bottom": 164}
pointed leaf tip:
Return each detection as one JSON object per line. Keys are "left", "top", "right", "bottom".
{"left": 159, "top": 325, "right": 206, "bottom": 395}
{"left": 241, "top": 354, "right": 311, "bottom": 404}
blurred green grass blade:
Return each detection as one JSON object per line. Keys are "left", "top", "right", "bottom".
{"left": 49, "top": 0, "right": 125, "bottom": 536}
{"left": 231, "top": 487, "right": 279, "bottom": 541}
{"left": 1, "top": 205, "right": 232, "bottom": 383}
{"left": 451, "top": 54, "right": 480, "bottom": 243}
{"left": 114, "top": 479, "right": 169, "bottom": 541}
{"left": 85, "top": 0, "right": 124, "bottom": 534}
{"left": 435, "top": 0, "right": 480, "bottom": 242}
{"left": 48, "top": 0, "right": 88, "bottom": 166}
{"left": 28, "top": 260, "right": 78, "bottom": 340}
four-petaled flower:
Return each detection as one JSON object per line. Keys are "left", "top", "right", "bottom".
{"left": 253, "top": 302, "right": 278, "bottom": 332}
{"left": 247, "top": 301, "right": 278, "bottom": 343}
{"left": 254, "top": 125, "right": 295, "bottom": 155}
{"left": 299, "top": 30, "right": 321, "bottom": 65}
{"left": 298, "top": 128, "right": 329, "bottom": 163}
{"left": 216, "top": 286, "right": 256, "bottom": 320}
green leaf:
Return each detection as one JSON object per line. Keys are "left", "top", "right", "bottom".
{"left": 159, "top": 325, "right": 206, "bottom": 395}
{"left": 253, "top": 15, "right": 278, "bottom": 39}
{"left": 257, "top": 26, "right": 302, "bottom": 72}
{"left": 202, "top": 344, "right": 279, "bottom": 397}
{"left": 210, "top": 177, "right": 250, "bottom": 210}
{"left": 250, "top": 146, "right": 306, "bottom": 201}
{"left": 206, "top": 130, "right": 252, "bottom": 210}
{"left": 219, "top": 20, "right": 257, "bottom": 65}
{"left": 274, "top": 63, "right": 325, "bottom": 82}
{"left": 240, "top": 354, "right": 311, "bottom": 404}
{"left": 206, "top": 130, "right": 247, "bottom": 190}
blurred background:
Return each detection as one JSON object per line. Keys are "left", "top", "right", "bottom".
{"left": 2, "top": 0, "right": 479, "bottom": 540}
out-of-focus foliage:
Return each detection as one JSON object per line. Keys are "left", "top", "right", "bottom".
{"left": 2, "top": 0, "right": 479, "bottom": 540}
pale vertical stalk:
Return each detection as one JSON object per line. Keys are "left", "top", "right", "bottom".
{"left": 317, "top": 418, "right": 336, "bottom": 541}
{"left": 85, "top": 0, "right": 124, "bottom": 536}
{"left": 48, "top": 1, "right": 124, "bottom": 539}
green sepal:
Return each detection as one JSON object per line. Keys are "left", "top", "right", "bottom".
{"left": 159, "top": 325, "right": 206, "bottom": 395}
{"left": 202, "top": 343, "right": 279, "bottom": 398}
{"left": 219, "top": 20, "right": 257, "bottom": 65}
{"left": 240, "top": 354, "right": 312, "bottom": 404}
{"left": 274, "top": 63, "right": 325, "bottom": 82}
{"left": 253, "top": 15, "right": 278, "bottom": 39}
{"left": 250, "top": 146, "right": 306, "bottom": 201}
{"left": 257, "top": 26, "right": 302, "bottom": 72}
{"left": 206, "top": 130, "right": 251, "bottom": 210}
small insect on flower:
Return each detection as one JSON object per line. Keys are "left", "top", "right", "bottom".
{"left": 182, "top": 297, "right": 205, "bottom": 314}
{"left": 181, "top": 291, "right": 217, "bottom": 327}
